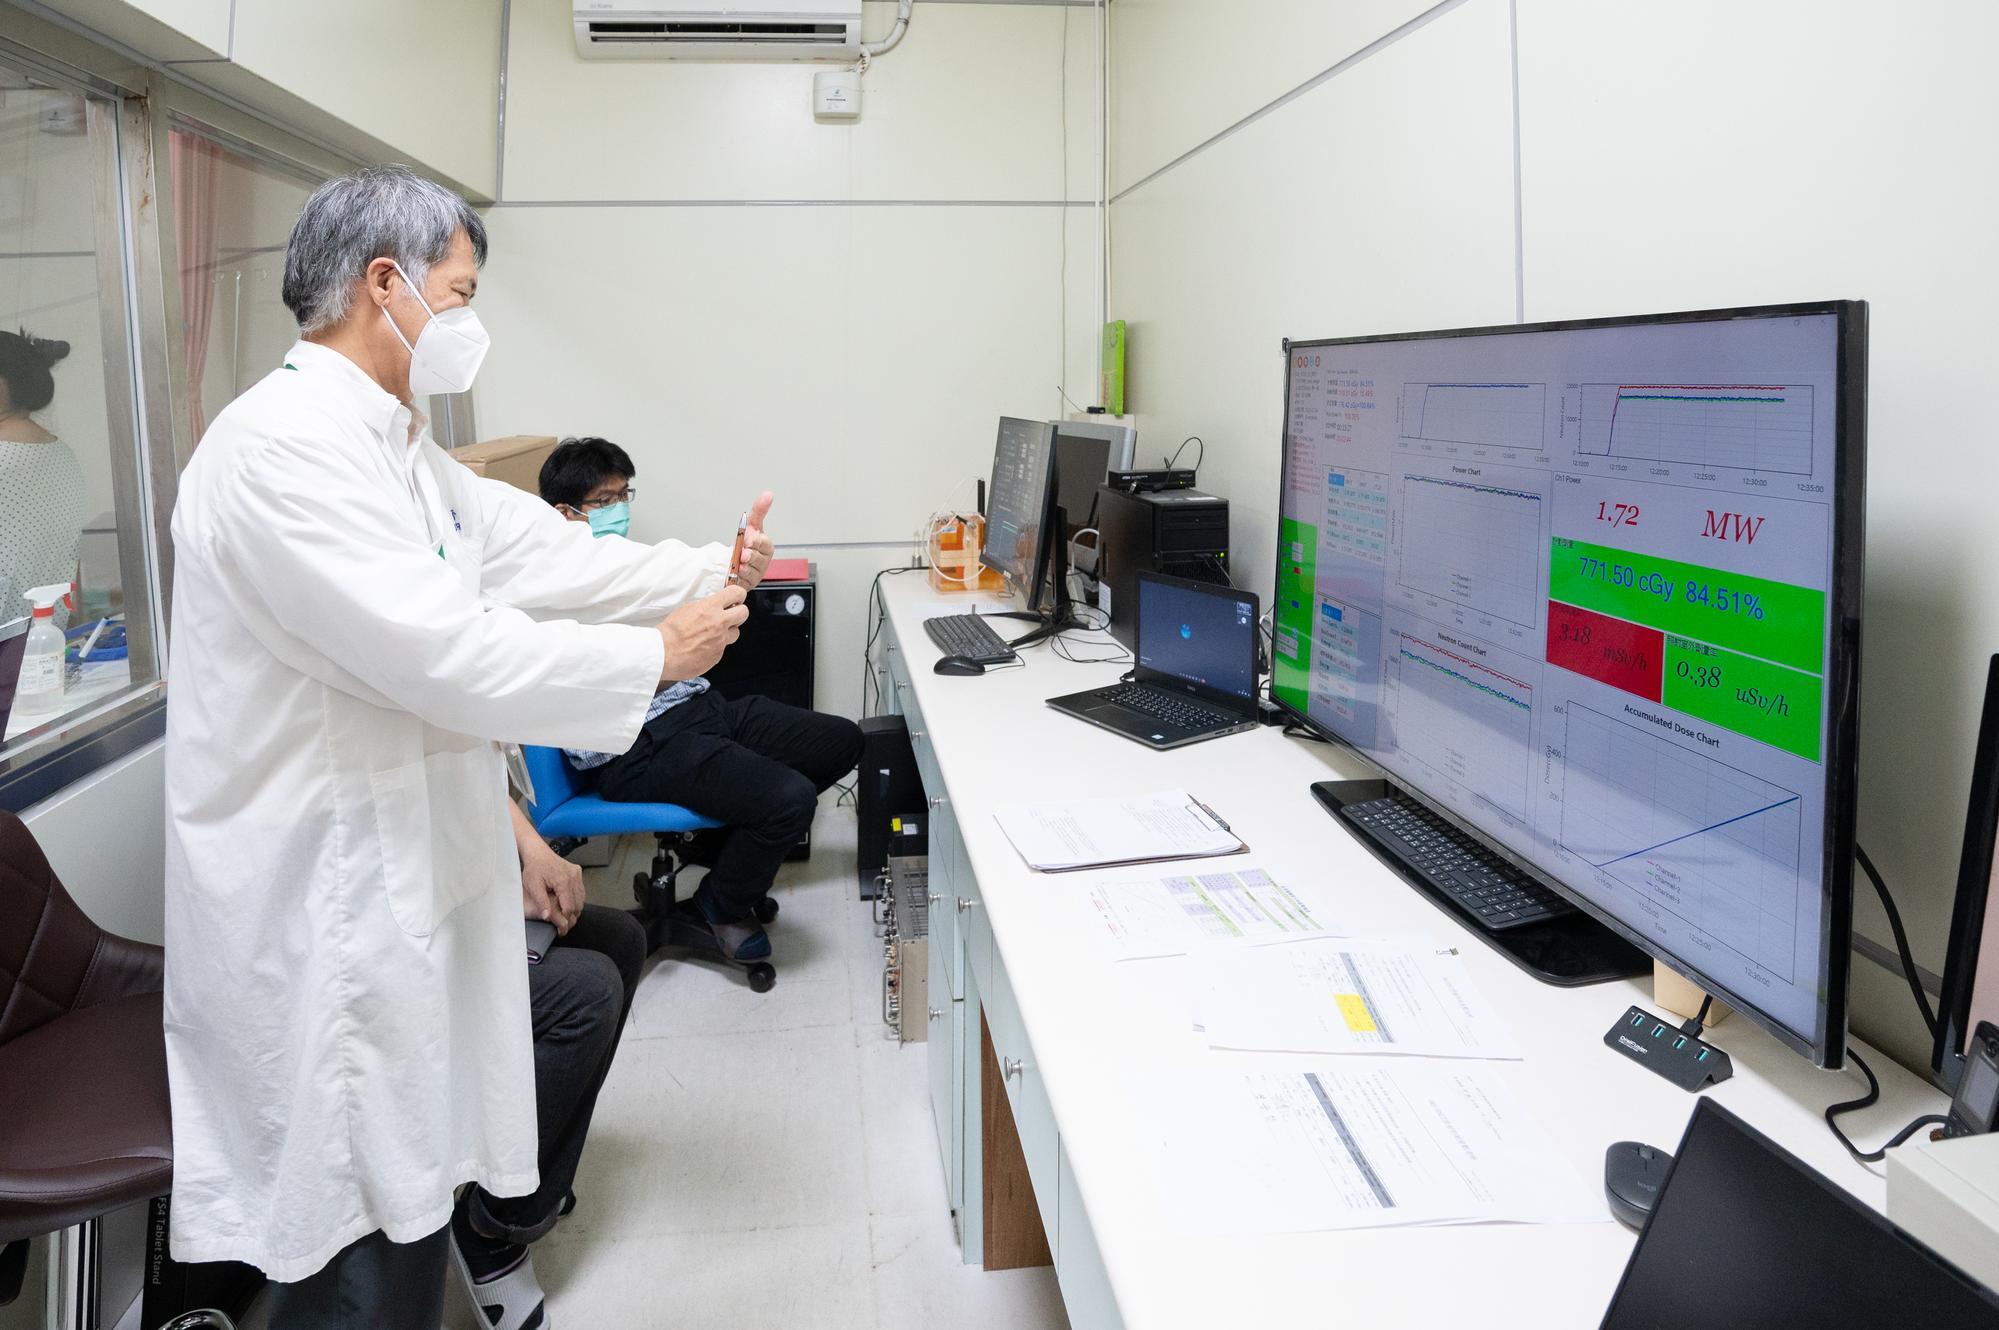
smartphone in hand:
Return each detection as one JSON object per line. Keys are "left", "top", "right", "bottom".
{"left": 727, "top": 510, "right": 749, "bottom": 582}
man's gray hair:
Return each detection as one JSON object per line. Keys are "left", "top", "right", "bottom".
{"left": 281, "top": 164, "right": 488, "bottom": 333}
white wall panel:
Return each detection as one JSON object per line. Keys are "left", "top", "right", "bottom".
{"left": 473, "top": 203, "right": 1065, "bottom": 546}
{"left": 20, "top": 740, "right": 165, "bottom": 945}
{"left": 1516, "top": 0, "right": 1999, "bottom": 1068}
{"left": 222, "top": 0, "right": 503, "bottom": 197}
{"left": 31, "top": 0, "right": 231, "bottom": 60}
{"left": 1110, "top": 0, "right": 1516, "bottom": 611}
{"left": 503, "top": 0, "right": 1070, "bottom": 202}
{"left": 1109, "top": 0, "right": 1439, "bottom": 195}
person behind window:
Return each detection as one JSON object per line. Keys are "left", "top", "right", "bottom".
{"left": 539, "top": 437, "right": 863, "bottom": 968}
{"left": 0, "top": 330, "right": 82, "bottom": 632}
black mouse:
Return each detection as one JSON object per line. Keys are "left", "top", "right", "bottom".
{"left": 1604, "top": 1140, "right": 1674, "bottom": 1229}
{"left": 934, "top": 655, "right": 987, "bottom": 676}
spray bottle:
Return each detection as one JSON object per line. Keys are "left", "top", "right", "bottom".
{"left": 17, "top": 584, "right": 70, "bottom": 711}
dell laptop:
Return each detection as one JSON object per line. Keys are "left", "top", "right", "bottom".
{"left": 1047, "top": 572, "right": 1260, "bottom": 750}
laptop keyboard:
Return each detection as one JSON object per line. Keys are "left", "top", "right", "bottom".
{"left": 1339, "top": 794, "right": 1576, "bottom": 932}
{"left": 1093, "top": 683, "right": 1238, "bottom": 732}
{"left": 922, "top": 613, "right": 1019, "bottom": 665}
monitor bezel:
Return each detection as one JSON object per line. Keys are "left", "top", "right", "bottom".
{"left": 1268, "top": 299, "right": 1867, "bottom": 1068}
{"left": 1933, "top": 654, "right": 1999, "bottom": 1081}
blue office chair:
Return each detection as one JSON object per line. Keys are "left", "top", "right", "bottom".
{"left": 519, "top": 745, "right": 778, "bottom": 992}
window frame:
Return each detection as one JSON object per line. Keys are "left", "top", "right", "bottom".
{"left": 0, "top": 42, "right": 171, "bottom": 812}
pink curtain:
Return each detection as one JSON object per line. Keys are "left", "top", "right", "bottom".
{"left": 170, "top": 131, "right": 226, "bottom": 449}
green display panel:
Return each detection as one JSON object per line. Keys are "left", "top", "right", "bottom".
{"left": 1547, "top": 537, "right": 1825, "bottom": 674}
{"left": 1661, "top": 637, "right": 1823, "bottom": 761}
{"left": 1273, "top": 516, "right": 1318, "bottom": 714}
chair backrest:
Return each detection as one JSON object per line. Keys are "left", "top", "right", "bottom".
{"left": 521, "top": 745, "right": 582, "bottom": 823}
{"left": 0, "top": 809, "right": 162, "bottom": 1046}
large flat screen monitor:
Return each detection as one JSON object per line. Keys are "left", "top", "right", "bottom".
{"left": 1935, "top": 654, "right": 1999, "bottom": 1084}
{"left": 1272, "top": 302, "right": 1867, "bottom": 1065}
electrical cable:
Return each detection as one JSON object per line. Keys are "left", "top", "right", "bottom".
{"left": 1823, "top": 1048, "right": 1949, "bottom": 1165}
{"left": 1855, "top": 842, "right": 1939, "bottom": 1040}
{"left": 1165, "top": 435, "right": 1205, "bottom": 473}
{"left": 1679, "top": 994, "right": 1715, "bottom": 1040}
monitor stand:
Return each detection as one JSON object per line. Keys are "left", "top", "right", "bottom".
{"left": 1310, "top": 778, "right": 1650, "bottom": 987}
{"left": 990, "top": 504, "right": 1090, "bottom": 648}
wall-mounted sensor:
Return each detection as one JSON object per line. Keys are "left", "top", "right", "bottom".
{"left": 814, "top": 68, "right": 861, "bottom": 120}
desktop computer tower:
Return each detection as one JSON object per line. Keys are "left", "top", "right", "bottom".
{"left": 1095, "top": 485, "right": 1231, "bottom": 649}
{"left": 703, "top": 565, "right": 816, "bottom": 860}
{"left": 857, "top": 714, "right": 927, "bottom": 899}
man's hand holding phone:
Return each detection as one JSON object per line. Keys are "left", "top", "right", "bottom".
{"left": 730, "top": 491, "right": 776, "bottom": 589}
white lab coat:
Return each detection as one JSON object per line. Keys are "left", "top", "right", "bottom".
{"left": 162, "top": 341, "right": 726, "bottom": 1281}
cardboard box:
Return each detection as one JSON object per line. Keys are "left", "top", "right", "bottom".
{"left": 451, "top": 434, "right": 559, "bottom": 494}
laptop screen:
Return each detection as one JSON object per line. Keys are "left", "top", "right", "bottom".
{"left": 1136, "top": 576, "right": 1257, "bottom": 701}
{"left": 1602, "top": 1099, "right": 1999, "bottom": 1328}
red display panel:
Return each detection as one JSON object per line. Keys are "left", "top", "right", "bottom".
{"left": 1546, "top": 600, "right": 1663, "bottom": 702}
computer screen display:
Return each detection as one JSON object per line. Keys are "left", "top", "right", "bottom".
{"left": 1136, "top": 575, "right": 1257, "bottom": 700}
{"left": 983, "top": 416, "right": 1056, "bottom": 587}
{"left": 1936, "top": 656, "right": 1999, "bottom": 1079}
{"left": 1272, "top": 303, "right": 1865, "bottom": 1062}
{"left": 1601, "top": 1100, "right": 1999, "bottom": 1328}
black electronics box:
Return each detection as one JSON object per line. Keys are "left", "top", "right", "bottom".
{"left": 703, "top": 563, "right": 816, "bottom": 860}
{"left": 857, "top": 714, "right": 926, "bottom": 899}
{"left": 1095, "top": 485, "right": 1231, "bottom": 649}
{"left": 1107, "top": 467, "right": 1197, "bottom": 493}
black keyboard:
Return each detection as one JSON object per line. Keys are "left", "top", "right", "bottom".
{"left": 1339, "top": 794, "right": 1576, "bottom": 932}
{"left": 1092, "top": 683, "right": 1238, "bottom": 732}
{"left": 923, "top": 613, "right": 1019, "bottom": 665}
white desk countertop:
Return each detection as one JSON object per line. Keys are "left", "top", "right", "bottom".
{"left": 878, "top": 574, "right": 1944, "bottom": 1329}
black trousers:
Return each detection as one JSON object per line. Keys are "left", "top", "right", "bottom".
{"left": 467, "top": 903, "right": 646, "bottom": 1245}
{"left": 265, "top": 1225, "right": 447, "bottom": 1329}
{"left": 592, "top": 691, "right": 863, "bottom": 924}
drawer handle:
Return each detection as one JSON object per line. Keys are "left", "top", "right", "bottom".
{"left": 912, "top": 731, "right": 925, "bottom": 743}
{"left": 929, "top": 1007, "right": 944, "bottom": 1022}
{"left": 929, "top": 795, "right": 945, "bottom": 810}
{"left": 1002, "top": 1057, "right": 1023, "bottom": 1081}
{"left": 887, "top": 643, "right": 897, "bottom": 653}
{"left": 896, "top": 681, "right": 908, "bottom": 692}
{"left": 957, "top": 897, "right": 976, "bottom": 914}
{"left": 927, "top": 892, "right": 942, "bottom": 907}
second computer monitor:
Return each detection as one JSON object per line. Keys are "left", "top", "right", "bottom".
{"left": 983, "top": 416, "right": 1058, "bottom": 604}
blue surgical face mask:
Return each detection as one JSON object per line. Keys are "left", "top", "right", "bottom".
{"left": 587, "top": 502, "right": 630, "bottom": 538}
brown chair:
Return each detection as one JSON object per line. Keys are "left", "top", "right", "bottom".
{"left": 0, "top": 807, "right": 172, "bottom": 1310}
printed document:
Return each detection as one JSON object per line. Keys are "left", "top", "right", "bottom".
{"left": 1194, "top": 936, "right": 1519, "bottom": 1059}
{"left": 1085, "top": 867, "right": 1333, "bottom": 959}
{"left": 1161, "top": 1063, "right": 1601, "bottom": 1232}
{"left": 992, "top": 789, "right": 1245, "bottom": 871}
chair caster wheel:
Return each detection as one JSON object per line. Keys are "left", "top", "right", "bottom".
{"left": 631, "top": 870, "right": 650, "bottom": 907}
{"left": 746, "top": 963, "right": 776, "bottom": 994}
{"left": 753, "top": 896, "right": 780, "bottom": 924}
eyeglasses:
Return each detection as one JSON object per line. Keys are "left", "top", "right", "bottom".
{"left": 578, "top": 486, "right": 637, "bottom": 510}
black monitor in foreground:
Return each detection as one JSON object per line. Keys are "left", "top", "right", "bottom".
{"left": 1272, "top": 302, "right": 1867, "bottom": 1067}
{"left": 1936, "top": 654, "right": 1999, "bottom": 1086}
{"left": 1602, "top": 1100, "right": 1999, "bottom": 1328}
{"left": 981, "top": 416, "right": 1085, "bottom": 647}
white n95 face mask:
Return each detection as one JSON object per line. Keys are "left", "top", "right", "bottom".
{"left": 382, "top": 260, "right": 490, "bottom": 395}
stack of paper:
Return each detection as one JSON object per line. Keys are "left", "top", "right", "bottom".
{"left": 992, "top": 789, "right": 1246, "bottom": 872}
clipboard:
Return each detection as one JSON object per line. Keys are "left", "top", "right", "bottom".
{"left": 992, "top": 789, "right": 1249, "bottom": 873}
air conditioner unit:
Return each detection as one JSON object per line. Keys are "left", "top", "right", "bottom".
{"left": 574, "top": 0, "right": 863, "bottom": 61}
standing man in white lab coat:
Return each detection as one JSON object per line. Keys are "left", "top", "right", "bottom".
{"left": 162, "top": 164, "right": 772, "bottom": 1327}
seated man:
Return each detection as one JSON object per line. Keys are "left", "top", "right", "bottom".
{"left": 539, "top": 437, "right": 863, "bottom": 964}
{"left": 450, "top": 801, "right": 648, "bottom": 1329}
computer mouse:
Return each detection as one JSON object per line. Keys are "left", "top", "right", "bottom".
{"left": 1604, "top": 1140, "right": 1674, "bottom": 1229}
{"left": 934, "top": 655, "right": 987, "bottom": 676}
